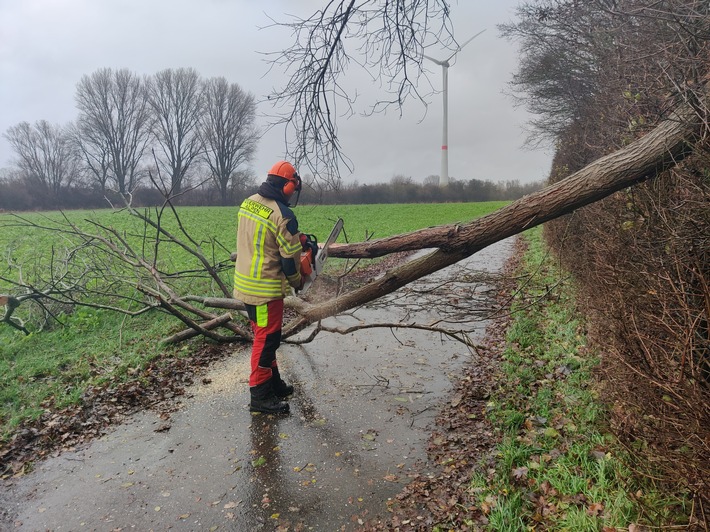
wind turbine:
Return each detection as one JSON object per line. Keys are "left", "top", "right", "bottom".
{"left": 424, "top": 29, "right": 486, "bottom": 187}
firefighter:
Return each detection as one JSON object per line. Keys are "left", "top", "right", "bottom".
{"left": 234, "top": 160, "right": 306, "bottom": 414}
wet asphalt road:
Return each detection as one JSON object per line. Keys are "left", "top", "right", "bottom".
{"left": 5, "top": 239, "right": 513, "bottom": 531}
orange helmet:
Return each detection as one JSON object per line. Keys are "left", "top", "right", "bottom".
{"left": 268, "top": 160, "right": 301, "bottom": 196}
{"left": 268, "top": 160, "right": 297, "bottom": 180}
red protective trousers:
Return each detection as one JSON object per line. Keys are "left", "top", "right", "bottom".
{"left": 245, "top": 299, "right": 284, "bottom": 387}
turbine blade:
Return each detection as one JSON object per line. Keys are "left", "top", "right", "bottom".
{"left": 423, "top": 54, "right": 445, "bottom": 65}
{"left": 460, "top": 28, "right": 486, "bottom": 50}
{"left": 446, "top": 28, "right": 487, "bottom": 61}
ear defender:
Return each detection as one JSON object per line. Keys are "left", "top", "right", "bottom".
{"left": 282, "top": 172, "right": 301, "bottom": 196}
{"left": 283, "top": 177, "right": 296, "bottom": 196}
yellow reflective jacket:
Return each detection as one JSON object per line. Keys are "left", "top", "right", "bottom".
{"left": 233, "top": 191, "right": 303, "bottom": 305}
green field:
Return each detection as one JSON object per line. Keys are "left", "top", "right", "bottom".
{"left": 0, "top": 202, "right": 507, "bottom": 438}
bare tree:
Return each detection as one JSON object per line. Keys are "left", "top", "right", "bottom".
{"left": 423, "top": 175, "right": 440, "bottom": 186}
{"left": 75, "top": 68, "right": 152, "bottom": 194}
{"left": 264, "top": 0, "right": 456, "bottom": 179}
{"left": 70, "top": 121, "right": 112, "bottom": 194}
{"left": 148, "top": 68, "right": 204, "bottom": 195}
{"left": 200, "top": 77, "right": 258, "bottom": 205}
{"left": 3, "top": 120, "right": 79, "bottom": 197}
{"left": 229, "top": 169, "right": 257, "bottom": 200}
{"left": 498, "top": 1, "right": 612, "bottom": 145}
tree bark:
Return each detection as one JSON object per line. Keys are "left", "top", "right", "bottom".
{"left": 280, "top": 94, "right": 704, "bottom": 336}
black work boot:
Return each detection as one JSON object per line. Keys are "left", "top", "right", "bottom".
{"left": 271, "top": 366, "right": 294, "bottom": 398}
{"left": 250, "top": 381, "right": 289, "bottom": 414}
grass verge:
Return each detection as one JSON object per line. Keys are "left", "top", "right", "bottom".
{"left": 465, "top": 227, "right": 691, "bottom": 531}
{"left": 0, "top": 309, "right": 184, "bottom": 437}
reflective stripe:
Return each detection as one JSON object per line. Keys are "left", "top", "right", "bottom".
{"left": 276, "top": 231, "right": 302, "bottom": 255}
{"left": 233, "top": 271, "right": 283, "bottom": 298}
{"left": 251, "top": 224, "right": 265, "bottom": 278}
{"left": 255, "top": 304, "right": 269, "bottom": 328}
{"left": 234, "top": 194, "right": 300, "bottom": 304}
{"left": 238, "top": 207, "right": 296, "bottom": 261}
{"left": 238, "top": 209, "right": 278, "bottom": 233}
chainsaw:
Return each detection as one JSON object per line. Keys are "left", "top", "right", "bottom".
{"left": 298, "top": 217, "right": 344, "bottom": 293}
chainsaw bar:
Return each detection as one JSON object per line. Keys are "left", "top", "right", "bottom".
{"left": 315, "top": 217, "right": 344, "bottom": 276}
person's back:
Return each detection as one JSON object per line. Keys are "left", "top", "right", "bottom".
{"left": 234, "top": 190, "right": 301, "bottom": 305}
{"left": 234, "top": 161, "right": 305, "bottom": 414}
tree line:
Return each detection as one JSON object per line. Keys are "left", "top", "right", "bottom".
{"left": 0, "top": 61, "right": 543, "bottom": 212}
{"left": 0, "top": 169, "right": 543, "bottom": 211}
{"left": 304, "top": 175, "right": 543, "bottom": 204}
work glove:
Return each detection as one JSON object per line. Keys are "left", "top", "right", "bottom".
{"left": 299, "top": 233, "right": 319, "bottom": 261}
{"left": 286, "top": 271, "right": 304, "bottom": 292}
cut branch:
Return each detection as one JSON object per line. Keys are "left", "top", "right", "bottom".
{"left": 162, "top": 313, "right": 236, "bottom": 344}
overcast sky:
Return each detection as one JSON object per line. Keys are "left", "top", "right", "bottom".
{"left": 0, "top": 0, "right": 552, "bottom": 185}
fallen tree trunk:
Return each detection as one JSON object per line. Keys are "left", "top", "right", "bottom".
{"left": 278, "top": 94, "right": 705, "bottom": 335}
{"left": 328, "top": 97, "right": 704, "bottom": 260}
{"left": 193, "top": 93, "right": 706, "bottom": 340}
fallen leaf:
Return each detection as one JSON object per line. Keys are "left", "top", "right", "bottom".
{"left": 511, "top": 466, "right": 529, "bottom": 481}
{"left": 544, "top": 427, "right": 559, "bottom": 438}
{"left": 587, "top": 502, "right": 604, "bottom": 516}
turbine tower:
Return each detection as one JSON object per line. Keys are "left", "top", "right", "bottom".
{"left": 424, "top": 29, "right": 485, "bottom": 187}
